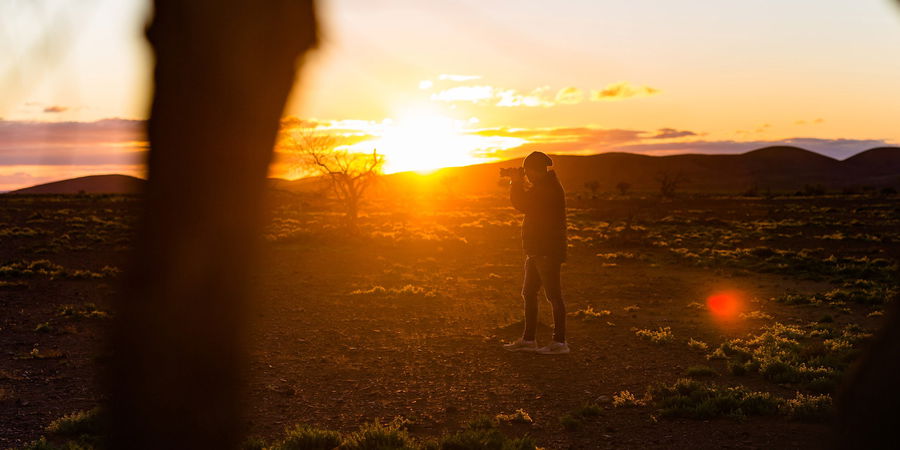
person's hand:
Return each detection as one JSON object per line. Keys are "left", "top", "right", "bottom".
{"left": 510, "top": 167, "right": 525, "bottom": 184}
{"left": 500, "top": 167, "right": 525, "bottom": 184}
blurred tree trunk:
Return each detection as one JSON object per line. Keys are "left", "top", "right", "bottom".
{"left": 837, "top": 4, "right": 900, "bottom": 446}
{"left": 837, "top": 283, "right": 900, "bottom": 448}
{"left": 109, "top": 1, "right": 316, "bottom": 448}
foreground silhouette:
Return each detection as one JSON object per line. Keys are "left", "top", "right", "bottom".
{"left": 835, "top": 2, "right": 900, "bottom": 446}
{"left": 109, "top": 1, "right": 317, "bottom": 448}
{"left": 837, "top": 277, "right": 900, "bottom": 448}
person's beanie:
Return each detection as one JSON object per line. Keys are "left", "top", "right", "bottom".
{"left": 523, "top": 151, "right": 552, "bottom": 169}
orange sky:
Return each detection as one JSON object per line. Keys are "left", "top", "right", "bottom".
{"left": 2, "top": 0, "right": 900, "bottom": 189}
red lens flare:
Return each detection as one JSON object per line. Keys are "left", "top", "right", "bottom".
{"left": 706, "top": 290, "right": 744, "bottom": 320}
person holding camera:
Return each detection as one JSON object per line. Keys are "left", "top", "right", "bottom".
{"left": 501, "top": 151, "right": 569, "bottom": 355}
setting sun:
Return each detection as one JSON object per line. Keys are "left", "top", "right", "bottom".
{"left": 363, "top": 111, "right": 484, "bottom": 174}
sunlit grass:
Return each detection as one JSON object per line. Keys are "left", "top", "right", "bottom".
{"left": 633, "top": 326, "right": 674, "bottom": 344}
{"left": 684, "top": 365, "right": 718, "bottom": 378}
{"left": 648, "top": 379, "right": 780, "bottom": 420}
{"left": 0, "top": 260, "right": 119, "bottom": 281}
{"left": 687, "top": 338, "right": 709, "bottom": 352}
{"left": 495, "top": 409, "right": 533, "bottom": 424}
{"left": 612, "top": 390, "right": 646, "bottom": 408}
{"left": 58, "top": 303, "right": 111, "bottom": 320}
{"left": 706, "top": 322, "right": 872, "bottom": 393}
{"left": 24, "top": 413, "right": 538, "bottom": 450}
{"left": 569, "top": 306, "right": 611, "bottom": 321}
{"left": 350, "top": 284, "right": 438, "bottom": 298}
{"left": 738, "top": 310, "right": 773, "bottom": 320}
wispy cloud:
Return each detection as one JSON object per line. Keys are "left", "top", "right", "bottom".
{"left": 591, "top": 82, "right": 659, "bottom": 101}
{"left": 431, "top": 80, "right": 659, "bottom": 107}
{"left": 0, "top": 118, "right": 149, "bottom": 190}
{"left": 430, "top": 85, "right": 555, "bottom": 107}
{"left": 438, "top": 74, "right": 481, "bottom": 82}
{"left": 554, "top": 87, "right": 584, "bottom": 105}
{"left": 495, "top": 87, "right": 554, "bottom": 107}
{"left": 279, "top": 116, "right": 324, "bottom": 130}
{"left": 473, "top": 126, "right": 645, "bottom": 159}
{"left": 43, "top": 105, "right": 68, "bottom": 113}
{"left": 0, "top": 118, "right": 146, "bottom": 167}
{"left": 430, "top": 85, "right": 496, "bottom": 103}
{"left": 0, "top": 118, "right": 144, "bottom": 146}
{"left": 651, "top": 128, "right": 697, "bottom": 139}
{"left": 275, "top": 117, "right": 381, "bottom": 158}
{"left": 471, "top": 124, "right": 890, "bottom": 161}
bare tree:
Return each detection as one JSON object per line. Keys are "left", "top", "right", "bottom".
{"left": 285, "top": 129, "right": 384, "bottom": 229}
{"left": 615, "top": 181, "right": 631, "bottom": 196}
{"left": 655, "top": 171, "right": 689, "bottom": 199}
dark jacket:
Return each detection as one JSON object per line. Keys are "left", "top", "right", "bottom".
{"left": 510, "top": 170, "right": 567, "bottom": 262}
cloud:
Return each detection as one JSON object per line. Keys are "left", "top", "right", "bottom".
{"left": 275, "top": 117, "right": 380, "bottom": 155}
{"left": 279, "top": 116, "right": 324, "bottom": 130}
{"left": 438, "top": 74, "right": 481, "bottom": 82}
{"left": 794, "top": 118, "right": 825, "bottom": 125}
{"left": 431, "top": 85, "right": 496, "bottom": 103}
{"left": 554, "top": 87, "right": 584, "bottom": 105}
{"left": 473, "top": 126, "right": 645, "bottom": 159}
{"left": 431, "top": 81, "right": 659, "bottom": 107}
{"left": 780, "top": 137, "right": 892, "bottom": 159}
{"left": 0, "top": 171, "right": 40, "bottom": 189}
{"left": 471, "top": 124, "right": 892, "bottom": 161}
{"left": 43, "top": 105, "right": 68, "bottom": 113}
{"left": 495, "top": 87, "right": 554, "bottom": 107}
{"left": 430, "top": 85, "right": 555, "bottom": 107}
{"left": 591, "top": 82, "right": 660, "bottom": 101}
{"left": 0, "top": 118, "right": 144, "bottom": 145}
{"left": 0, "top": 118, "right": 146, "bottom": 166}
{"left": 651, "top": 128, "right": 697, "bottom": 139}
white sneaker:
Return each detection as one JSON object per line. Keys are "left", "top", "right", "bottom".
{"left": 503, "top": 339, "right": 538, "bottom": 352}
{"left": 536, "top": 341, "right": 570, "bottom": 355}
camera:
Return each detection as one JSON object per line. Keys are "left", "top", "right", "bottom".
{"left": 499, "top": 167, "right": 524, "bottom": 178}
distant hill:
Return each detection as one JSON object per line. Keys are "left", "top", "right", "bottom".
{"left": 844, "top": 147, "right": 900, "bottom": 174}
{"left": 262, "top": 146, "right": 900, "bottom": 197}
{"left": 9, "top": 174, "right": 145, "bottom": 194}
{"left": 9, "top": 146, "right": 900, "bottom": 196}
{"left": 366, "top": 146, "right": 900, "bottom": 196}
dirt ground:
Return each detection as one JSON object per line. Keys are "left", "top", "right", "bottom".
{"left": 1, "top": 193, "right": 896, "bottom": 448}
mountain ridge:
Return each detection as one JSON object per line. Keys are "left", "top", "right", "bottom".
{"left": 7, "top": 174, "right": 145, "bottom": 195}
{"left": 7, "top": 146, "right": 900, "bottom": 195}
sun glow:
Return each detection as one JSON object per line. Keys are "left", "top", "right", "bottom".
{"left": 364, "top": 111, "right": 490, "bottom": 174}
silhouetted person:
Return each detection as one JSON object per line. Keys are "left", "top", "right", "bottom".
{"left": 503, "top": 151, "right": 569, "bottom": 354}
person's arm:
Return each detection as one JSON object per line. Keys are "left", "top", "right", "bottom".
{"left": 510, "top": 173, "right": 535, "bottom": 214}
